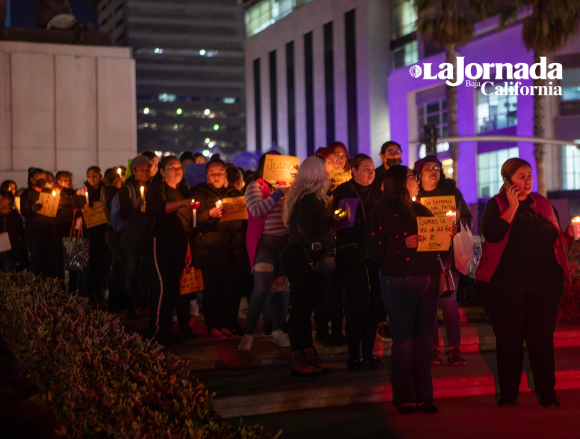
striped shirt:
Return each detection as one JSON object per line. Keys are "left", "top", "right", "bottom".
{"left": 245, "top": 181, "right": 287, "bottom": 236}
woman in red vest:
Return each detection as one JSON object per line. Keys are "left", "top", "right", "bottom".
{"left": 476, "top": 158, "right": 574, "bottom": 408}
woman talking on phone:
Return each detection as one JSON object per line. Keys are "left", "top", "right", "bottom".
{"left": 477, "top": 158, "right": 574, "bottom": 408}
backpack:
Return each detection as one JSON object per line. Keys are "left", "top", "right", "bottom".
{"left": 110, "top": 184, "right": 135, "bottom": 233}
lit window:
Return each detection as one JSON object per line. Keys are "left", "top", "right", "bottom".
{"left": 204, "top": 109, "right": 211, "bottom": 116}
{"left": 158, "top": 93, "right": 176, "bottom": 102}
{"left": 213, "top": 124, "right": 219, "bottom": 131}
{"left": 562, "top": 143, "right": 580, "bottom": 190}
{"left": 392, "top": 40, "right": 418, "bottom": 70}
{"left": 143, "top": 107, "right": 150, "bottom": 114}
{"left": 199, "top": 49, "right": 206, "bottom": 56}
{"left": 417, "top": 97, "right": 448, "bottom": 140}
{"left": 477, "top": 147, "right": 519, "bottom": 199}
{"left": 477, "top": 82, "right": 517, "bottom": 133}
{"left": 418, "top": 142, "right": 450, "bottom": 158}
{"left": 154, "top": 48, "right": 164, "bottom": 54}
{"left": 560, "top": 68, "right": 580, "bottom": 101}
{"left": 176, "top": 108, "right": 182, "bottom": 115}
{"left": 391, "top": 0, "right": 417, "bottom": 40}
{"left": 223, "top": 97, "right": 236, "bottom": 104}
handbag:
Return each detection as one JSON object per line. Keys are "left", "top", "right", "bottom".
{"left": 453, "top": 224, "right": 481, "bottom": 278}
{"left": 180, "top": 266, "right": 205, "bottom": 295}
{"left": 62, "top": 211, "right": 90, "bottom": 271}
{"left": 437, "top": 253, "right": 455, "bottom": 298}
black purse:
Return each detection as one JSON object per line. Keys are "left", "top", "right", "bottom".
{"left": 437, "top": 253, "right": 455, "bottom": 298}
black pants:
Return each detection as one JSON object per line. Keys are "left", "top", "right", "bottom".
{"left": 105, "top": 230, "right": 125, "bottom": 311}
{"left": 86, "top": 227, "right": 108, "bottom": 299}
{"left": 339, "top": 247, "right": 380, "bottom": 358}
{"left": 150, "top": 237, "right": 187, "bottom": 336}
{"left": 283, "top": 243, "right": 326, "bottom": 351}
{"left": 201, "top": 260, "right": 238, "bottom": 330}
{"left": 478, "top": 274, "right": 565, "bottom": 400}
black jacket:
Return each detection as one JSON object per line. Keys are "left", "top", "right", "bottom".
{"left": 119, "top": 177, "right": 150, "bottom": 221}
{"left": 367, "top": 200, "right": 445, "bottom": 277}
{"left": 332, "top": 179, "right": 382, "bottom": 252}
{"left": 0, "top": 209, "right": 25, "bottom": 263}
{"left": 372, "top": 164, "right": 388, "bottom": 192}
{"left": 55, "top": 188, "right": 81, "bottom": 238}
{"left": 288, "top": 192, "right": 335, "bottom": 253}
{"left": 20, "top": 188, "right": 54, "bottom": 244}
{"left": 190, "top": 183, "right": 242, "bottom": 268}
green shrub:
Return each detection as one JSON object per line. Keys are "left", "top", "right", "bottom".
{"left": 0, "top": 272, "right": 280, "bottom": 439}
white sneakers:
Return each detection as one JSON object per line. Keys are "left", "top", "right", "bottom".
{"left": 271, "top": 330, "right": 290, "bottom": 348}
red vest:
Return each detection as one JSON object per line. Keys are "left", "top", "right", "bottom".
{"left": 475, "top": 192, "right": 570, "bottom": 283}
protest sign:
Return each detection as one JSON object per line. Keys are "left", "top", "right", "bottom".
{"left": 220, "top": 197, "right": 248, "bottom": 222}
{"left": 37, "top": 192, "right": 59, "bottom": 218}
{"left": 417, "top": 216, "right": 454, "bottom": 252}
{"left": 83, "top": 204, "right": 108, "bottom": 228}
{"left": 180, "top": 267, "right": 204, "bottom": 295}
{"left": 14, "top": 196, "right": 20, "bottom": 212}
{"left": 184, "top": 163, "right": 207, "bottom": 187}
{"left": 338, "top": 198, "right": 359, "bottom": 229}
{"left": 419, "top": 196, "right": 456, "bottom": 217}
{"left": 262, "top": 155, "right": 301, "bottom": 183}
{"left": 329, "top": 169, "right": 353, "bottom": 192}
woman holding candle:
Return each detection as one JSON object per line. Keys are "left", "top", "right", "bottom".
{"left": 191, "top": 155, "right": 244, "bottom": 336}
{"left": 414, "top": 155, "right": 473, "bottom": 366}
{"left": 332, "top": 154, "right": 382, "bottom": 370}
{"left": 477, "top": 158, "right": 574, "bottom": 408}
{"left": 238, "top": 152, "right": 291, "bottom": 352}
{"left": 118, "top": 156, "right": 152, "bottom": 318}
{"left": 367, "top": 165, "right": 457, "bottom": 414}
{"left": 145, "top": 155, "right": 196, "bottom": 345}
{"left": 21, "top": 168, "right": 60, "bottom": 279}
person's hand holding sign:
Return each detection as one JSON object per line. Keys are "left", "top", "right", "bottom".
{"left": 406, "top": 234, "right": 420, "bottom": 249}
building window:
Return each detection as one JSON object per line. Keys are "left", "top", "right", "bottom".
{"left": 476, "top": 83, "right": 517, "bottom": 133}
{"left": 392, "top": 40, "right": 418, "bottom": 70}
{"left": 391, "top": 0, "right": 417, "bottom": 40}
{"left": 562, "top": 144, "right": 580, "bottom": 190}
{"left": 477, "top": 147, "right": 519, "bottom": 199}
{"left": 417, "top": 98, "right": 448, "bottom": 140}
{"left": 560, "top": 68, "right": 580, "bottom": 101}
{"left": 245, "top": 1, "right": 273, "bottom": 37}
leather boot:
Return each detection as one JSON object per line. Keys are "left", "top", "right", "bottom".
{"left": 304, "top": 347, "right": 332, "bottom": 374}
{"left": 291, "top": 350, "right": 322, "bottom": 377}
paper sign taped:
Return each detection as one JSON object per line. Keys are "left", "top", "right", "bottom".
{"left": 419, "top": 196, "right": 456, "bottom": 217}
{"left": 329, "top": 169, "right": 352, "bottom": 192}
{"left": 262, "top": 155, "right": 301, "bottom": 183}
{"left": 417, "top": 216, "right": 454, "bottom": 252}
{"left": 184, "top": 164, "right": 206, "bottom": 187}
{"left": 37, "top": 193, "right": 59, "bottom": 218}
{"left": 83, "top": 204, "right": 108, "bottom": 228}
{"left": 220, "top": 196, "right": 248, "bottom": 222}
{"left": 180, "top": 267, "right": 204, "bottom": 295}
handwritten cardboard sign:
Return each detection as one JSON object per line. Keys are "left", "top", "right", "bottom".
{"left": 37, "top": 192, "right": 59, "bottom": 218}
{"left": 184, "top": 164, "right": 206, "bottom": 188}
{"left": 262, "top": 155, "right": 301, "bottom": 183}
{"left": 220, "top": 196, "right": 248, "bottom": 222}
{"left": 329, "top": 169, "right": 353, "bottom": 192}
{"left": 417, "top": 216, "right": 454, "bottom": 252}
{"left": 83, "top": 204, "right": 108, "bottom": 228}
{"left": 180, "top": 267, "right": 204, "bottom": 295}
{"left": 420, "top": 196, "right": 456, "bottom": 217}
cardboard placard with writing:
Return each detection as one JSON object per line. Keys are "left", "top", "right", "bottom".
{"left": 420, "top": 196, "right": 456, "bottom": 217}
{"left": 262, "top": 155, "right": 301, "bottom": 183}
{"left": 83, "top": 204, "right": 108, "bottom": 228}
{"left": 220, "top": 196, "right": 249, "bottom": 222}
{"left": 417, "top": 216, "right": 454, "bottom": 252}
{"left": 37, "top": 193, "right": 59, "bottom": 218}
{"left": 338, "top": 198, "right": 359, "bottom": 229}
{"left": 14, "top": 196, "right": 20, "bottom": 212}
{"left": 180, "top": 267, "right": 204, "bottom": 295}
{"left": 185, "top": 164, "right": 207, "bottom": 188}
{"left": 329, "top": 169, "right": 353, "bottom": 192}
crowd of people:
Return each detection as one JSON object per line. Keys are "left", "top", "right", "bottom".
{"left": 0, "top": 140, "right": 574, "bottom": 413}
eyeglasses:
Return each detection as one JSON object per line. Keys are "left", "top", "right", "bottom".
{"left": 384, "top": 150, "right": 401, "bottom": 155}
{"left": 423, "top": 166, "right": 441, "bottom": 172}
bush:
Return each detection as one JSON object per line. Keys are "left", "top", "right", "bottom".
{"left": 0, "top": 272, "right": 280, "bottom": 439}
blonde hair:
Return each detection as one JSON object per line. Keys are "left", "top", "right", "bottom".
{"left": 283, "top": 156, "right": 330, "bottom": 228}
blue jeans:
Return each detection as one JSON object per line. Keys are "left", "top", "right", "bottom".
{"left": 380, "top": 274, "right": 439, "bottom": 406}
{"left": 433, "top": 270, "right": 461, "bottom": 350}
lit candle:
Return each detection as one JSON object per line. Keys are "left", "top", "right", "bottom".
{"left": 140, "top": 186, "right": 145, "bottom": 198}
{"left": 334, "top": 208, "right": 346, "bottom": 218}
{"left": 192, "top": 199, "right": 197, "bottom": 228}
{"left": 572, "top": 217, "right": 580, "bottom": 241}
{"left": 85, "top": 191, "right": 89, "bottom": 205}
{"left": 216, "top": 200, "right": 222, "bottom": 209}
{"left": 52, "top": 190, "right": 56, "bottom": 197}
{"left": 117, "top": 168, "right": 122, "bottom": 176}
{"left": 446, "top": 210, "right": 456, "bottom": 225}
{"left": 412, "top": 197, "right": 416, "bottom": 202}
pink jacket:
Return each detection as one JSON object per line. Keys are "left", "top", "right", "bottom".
{"left": 476, "top": 192, "right": 570, "bottom": 283}
{"left": 246, "top": 178, "right": 271, "bottom": 270}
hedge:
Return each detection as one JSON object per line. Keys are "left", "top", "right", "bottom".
{"left": 0, "top": 272, "right": 280, "bottom": 439}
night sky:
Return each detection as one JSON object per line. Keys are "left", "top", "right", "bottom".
{"left": 9, "top": 0, "right": 99, "bottom": 29}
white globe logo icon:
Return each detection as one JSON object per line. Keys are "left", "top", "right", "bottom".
{"left": 409, "top": 65, "right": 422, "bottom": 78}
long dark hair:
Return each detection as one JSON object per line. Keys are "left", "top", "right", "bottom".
{"left": 383, "top": 165, "right": 414, "bottom": 215}
{"left": 500, "top": 158, "right": 531, "bottom": 193}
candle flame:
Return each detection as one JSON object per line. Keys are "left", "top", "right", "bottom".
{"left": 412, "top": 197, "right": 416, "bottom": 201}
{"left": 52, "top": 191, "right": 56, "bottom": 197}
{"left": 117, "top": 168, "right": 122, "bottom": 175}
